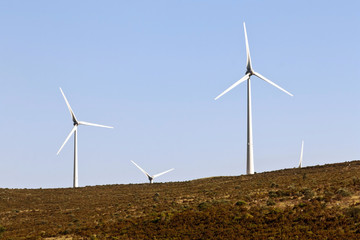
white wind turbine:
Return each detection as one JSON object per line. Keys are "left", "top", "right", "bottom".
{"left": 131, "top": 160, "right": 174, "bottom": 184}
{"left": 57, "top": 88, "right": 113, "bottom": 188}
{"left": 298, "top": 140, "right": 304, "bottom": 168}
{"left": 215, "top": 22, "right": 293, "bottom": 174}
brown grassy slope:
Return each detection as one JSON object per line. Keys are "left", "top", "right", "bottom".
{"left": 1, "top": 161, "right": 360, "bottom": 239}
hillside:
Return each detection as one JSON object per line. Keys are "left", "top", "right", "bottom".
{"left": 1, "top": 161, "right": 360, "bottom": 239}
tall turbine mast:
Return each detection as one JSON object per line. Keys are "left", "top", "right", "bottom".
{"left": 215, "top": 22, "right": 293, "bottom": 174}
{"left": 57, "top": 88, "right": 113, "bottom": 188}
{"left": 299, "top": 140, "right": 304, "bottom": 168}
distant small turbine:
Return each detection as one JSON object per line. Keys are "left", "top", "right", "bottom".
{"left": 215, "top": 22, "right": 293, "bottom": 175}
{"left": 57, "top": 88, "right": 113, "bottom": 188}
{"left": 298, "top": 140, "right": 304, "bottom": 168}
{"left": 131, "top": 160, "right": 174, "bottom": 184}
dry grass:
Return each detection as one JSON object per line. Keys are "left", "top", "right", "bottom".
{"left": 1, "top": 161, "right": 360, "bottom": 239}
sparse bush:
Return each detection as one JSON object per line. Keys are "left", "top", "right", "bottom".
{"left": 267, "top": 200, "right": 275, "bottom": 206}
{"left": 234, "top": 212, "right": 254, "bottom": 221}
{"left": 303, "top": 173, "right": 307, "bottom": 180}
{"left": 297, "top": 202, "right": 307, "bottom": 208}
{"left": 153, "top": 192, "right": 160, "bottom": 202}
{"left": 243, "top": 195, "right": 252, "bottom": 202}
{"left": 90, "top": 235, "right": 98, "bottom": 240}
{"left": 268, "top": 191, "right": 278, "bottom": 198}
{"left": 198, "top": 202, "right": 210, "bottom": 211}
{"left": 151, "top": 217, "right": 160, "bottom": 223}
{"left": 336, "top": 188, "right": 351, "bottom": 197}
{"left": 301, "top": 188, "right": 314, "bottom": 199}
{"left": 288, "top": 184, "right": 296, "bottom": 192}
{"left": 315, "top": 196, "right": 325, "bottom": 202}
{"left": 0, "top": 225, "right": 5, "bottom": 236}
{"left": 233, "top": 216, "right": 242, "bottom": 222}
{"left": 235, "top": 200, "right": 247, "bottom": 206}
{"left": 277, "top": 190, "right": 291, "bottom": 197}
{"left": 352, "top": 177, "right": 360, "bottom": 186}
{"left": 268, "top": 190, "right": 291, "bottom": 198}
{"left": 324, "top": 189, "right": 334, "bottom": 200}
{"left": 61, "top": 229, "right": 71, "bottom": 235}
{"left": 243, "top": 212, "right": 253, "bottom": 219}
{"left": 345, "top": 207, "right": 360, "bottom": 219}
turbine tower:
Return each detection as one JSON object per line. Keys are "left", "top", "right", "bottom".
{"left": 57, "top": 88, "right": 113, "bottom": 188}
{"left": 131, "top": 160, "right": 174, "bottom": 184}
{"left": 215, "top": 22, "right": 293, "bottom": 174}
{"left": 298, "top": 140, "right": 304, "bottom": 168}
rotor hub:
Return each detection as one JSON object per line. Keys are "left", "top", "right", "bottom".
{"left": 246, "top": 69, "right": 253, "bottom": 76}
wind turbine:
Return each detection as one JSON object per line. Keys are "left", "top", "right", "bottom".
{"left": 131, "top": 160, "right": 174, "bottom": 184}
{"left": 298, "top": 140, "right": 304, "bottom": 168}
{"left": 215, "top": 22, "right": 293, "bottom": 175}
{"left": 57, "top": 88, "right": 113, "bottom": 188}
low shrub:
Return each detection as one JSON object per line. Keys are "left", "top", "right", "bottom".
{"left": 268, "top": 191, "right": 278, "bottom": 198}
{"left": 301, "top": 188, "right": 314, "bottom": 199}
{"left": 345, "top": 207, "right": 360, "bottom": 219}
{"left": 198, "top": 202, "right": 210, "bottom": 211}
{"left": 336, "top": 188, "right": 351, "bottom": 197}
{"left": 352, "top": 177, "right": 360, "bottom": 186}
{"left": 0, "top": 225, "right": 5, "bottom": 236}
{"left": 267, "top": 200, "right": 275, "bottom": 206}
{"left": 235, "top": 200, "right": 247, "bottom": 206}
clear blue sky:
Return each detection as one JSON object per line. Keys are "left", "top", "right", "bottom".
{"left": 0, "top": 1, "right": 359, "bottom": 188}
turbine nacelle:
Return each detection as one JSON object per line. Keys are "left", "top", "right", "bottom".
{"left": 246, "top": 69, "right": 254, "bottom": 76}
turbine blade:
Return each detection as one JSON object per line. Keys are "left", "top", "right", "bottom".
{"left": 131, "top": 160, "right": 151, "bottom": 178}
{"left": 78, "top": 121, "right": 113, "bottom": 129}
{"left": 57, "top": 125, "right": 77, "bottom": 155}
{"left": 214, "top": 73, "right": 250, "bottom": 100}
{"left": 153, "top": 168, "right": 175, "bottom": 179}
{"left": 299, "top": 140, "right": 304, "bottom": 168}
{"left": 243, "top": 22, "right": 252, "bottom": 71}
{"left": 59, "top": 88, "right": 78, "bottom": 123}
{"left": 253, "top": 72, "right": 293, "bottom": 97}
